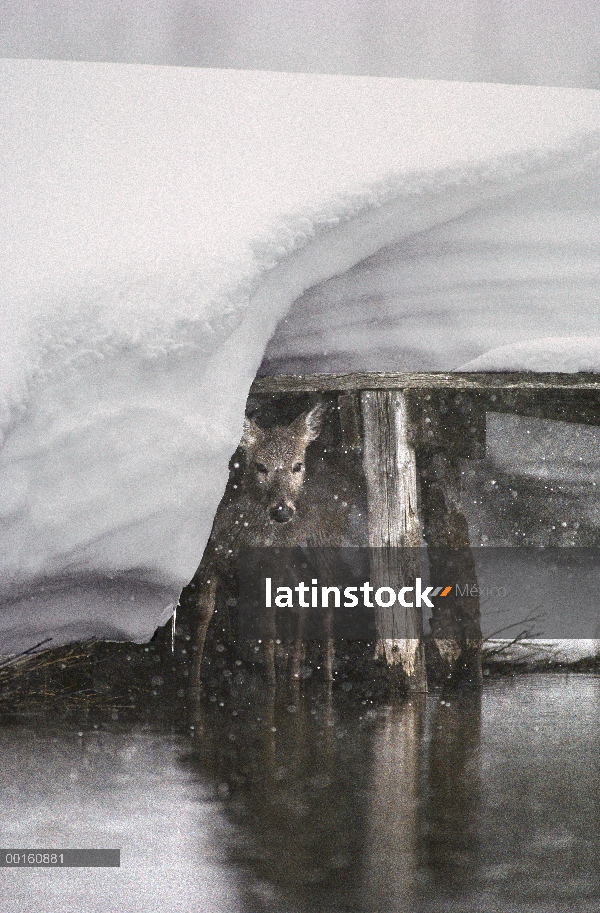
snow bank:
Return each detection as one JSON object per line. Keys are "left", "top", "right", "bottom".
{"left": 1, "top": 59, "right": 600, "bottom": 652}
{"left": 259, "top": 157, "right": 600, "bottom": 375}
{"left": 459, "top": 338, "right": 600, "bottom": 373}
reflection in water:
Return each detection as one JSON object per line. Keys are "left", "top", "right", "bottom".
{"left": 189, "top": 676, "right": 600, "bottom": 913}
{"left": 191, "top": 684, "right": 374, "bottom": 911}
{"left": 362, "top": 698, "right": 425, "bottom": 913}
{"left": 2, "top": 676, "right": 600, "bottom": 912}
{"left": 420, "top": 689, "right": 482, "bottom": 899}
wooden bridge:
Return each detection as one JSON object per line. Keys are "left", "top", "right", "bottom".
{"left": 249, "top": 372, "right": 600, "bottom": 691}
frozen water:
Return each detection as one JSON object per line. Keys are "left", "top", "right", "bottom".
{"left": 1, "top": 59, "right": 600, "bottom": 651}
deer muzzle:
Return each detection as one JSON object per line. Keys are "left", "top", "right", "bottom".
{"left": 270, "top": 502, "right": 296, "bottom": 523}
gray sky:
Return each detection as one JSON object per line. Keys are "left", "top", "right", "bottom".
{"left": 1, "top": 0, "right": 600, "bottom": 89}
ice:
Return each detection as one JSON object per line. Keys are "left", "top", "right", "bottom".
{"left": 1, "top": 59, "right": 600, "bottom": 652}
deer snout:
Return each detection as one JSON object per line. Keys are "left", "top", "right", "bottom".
{"left": 270, "top": 502, "right": 296, "bottom": 523}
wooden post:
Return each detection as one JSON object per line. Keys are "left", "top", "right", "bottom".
{"left": 410, "top": 389, "right": 484, "bottom": 685}
{"left": 361, "top": 390, "right": 427, "bottom": 692}
{"left": 419, "top": 450, "right": 483, "bottom": 684}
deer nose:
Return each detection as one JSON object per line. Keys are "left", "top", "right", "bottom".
{"left": 270, "top": 502, "right": 295, "bottom": 523}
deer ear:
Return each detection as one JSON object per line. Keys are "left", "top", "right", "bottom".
{"left": 297, "top": 402, "right": 327, "bottom": 443}
{"left": 240, "top": 416, "right": 260, "bottom": 452}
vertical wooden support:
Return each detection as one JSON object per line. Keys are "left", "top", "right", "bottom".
{"left": 419, "top": 450, "right": 483, "bottom": 684}
{"left": 361, "top": 390, "right": 427, "bottom": 692}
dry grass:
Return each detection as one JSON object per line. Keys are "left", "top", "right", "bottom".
{"left": 0, "top": 636, "right": 175, "bottom": 719}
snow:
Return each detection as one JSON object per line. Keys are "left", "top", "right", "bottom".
{"left": 458, "top": 337, "right": 600, "bottom": 373}
{"left": 1, "top": 58, "right": 600, "bottom": 652}
{"left": 259, "top": 163, "right": 600, "bottom": 375}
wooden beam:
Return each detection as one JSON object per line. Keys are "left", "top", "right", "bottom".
{"left": 361, "top": 390, "right": 427, "bottom": 692}
{"left": 251, "top": 371, "right": 600, "bottom": 395}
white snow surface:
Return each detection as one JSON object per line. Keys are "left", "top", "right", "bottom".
{"left": 2, "top": 59, "right": 600, "bottom": 651}
{"left": 459, "top": 337, "right": 600, "bottom": 373}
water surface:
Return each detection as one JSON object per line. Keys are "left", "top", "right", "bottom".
{"left": 2, "top": 674, "right": 599, "bottom": 912}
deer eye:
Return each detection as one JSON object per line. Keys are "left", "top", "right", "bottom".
{"left": 293, "top": 462, "right": 303, "bottom": 473}
{"left": 254, "top": 462, "right": 268, "bottom": 474}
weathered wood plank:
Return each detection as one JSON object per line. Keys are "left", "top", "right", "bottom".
{"left": 252, "top": 371, "right": 600, "bottom": 395}
{"left": 361, "top": 390, "right": 427, "bottom": 692}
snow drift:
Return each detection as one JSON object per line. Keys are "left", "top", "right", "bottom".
{"left": 1, "top": 59, "right": 600, "bottom": 652}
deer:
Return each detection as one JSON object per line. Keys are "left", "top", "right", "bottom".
{"left": 189, "top": 401, "right": 365, "bottom": 688}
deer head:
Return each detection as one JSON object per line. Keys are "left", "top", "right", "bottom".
{"left": 239, "top": 403, "right": 327, "bottom": 523}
